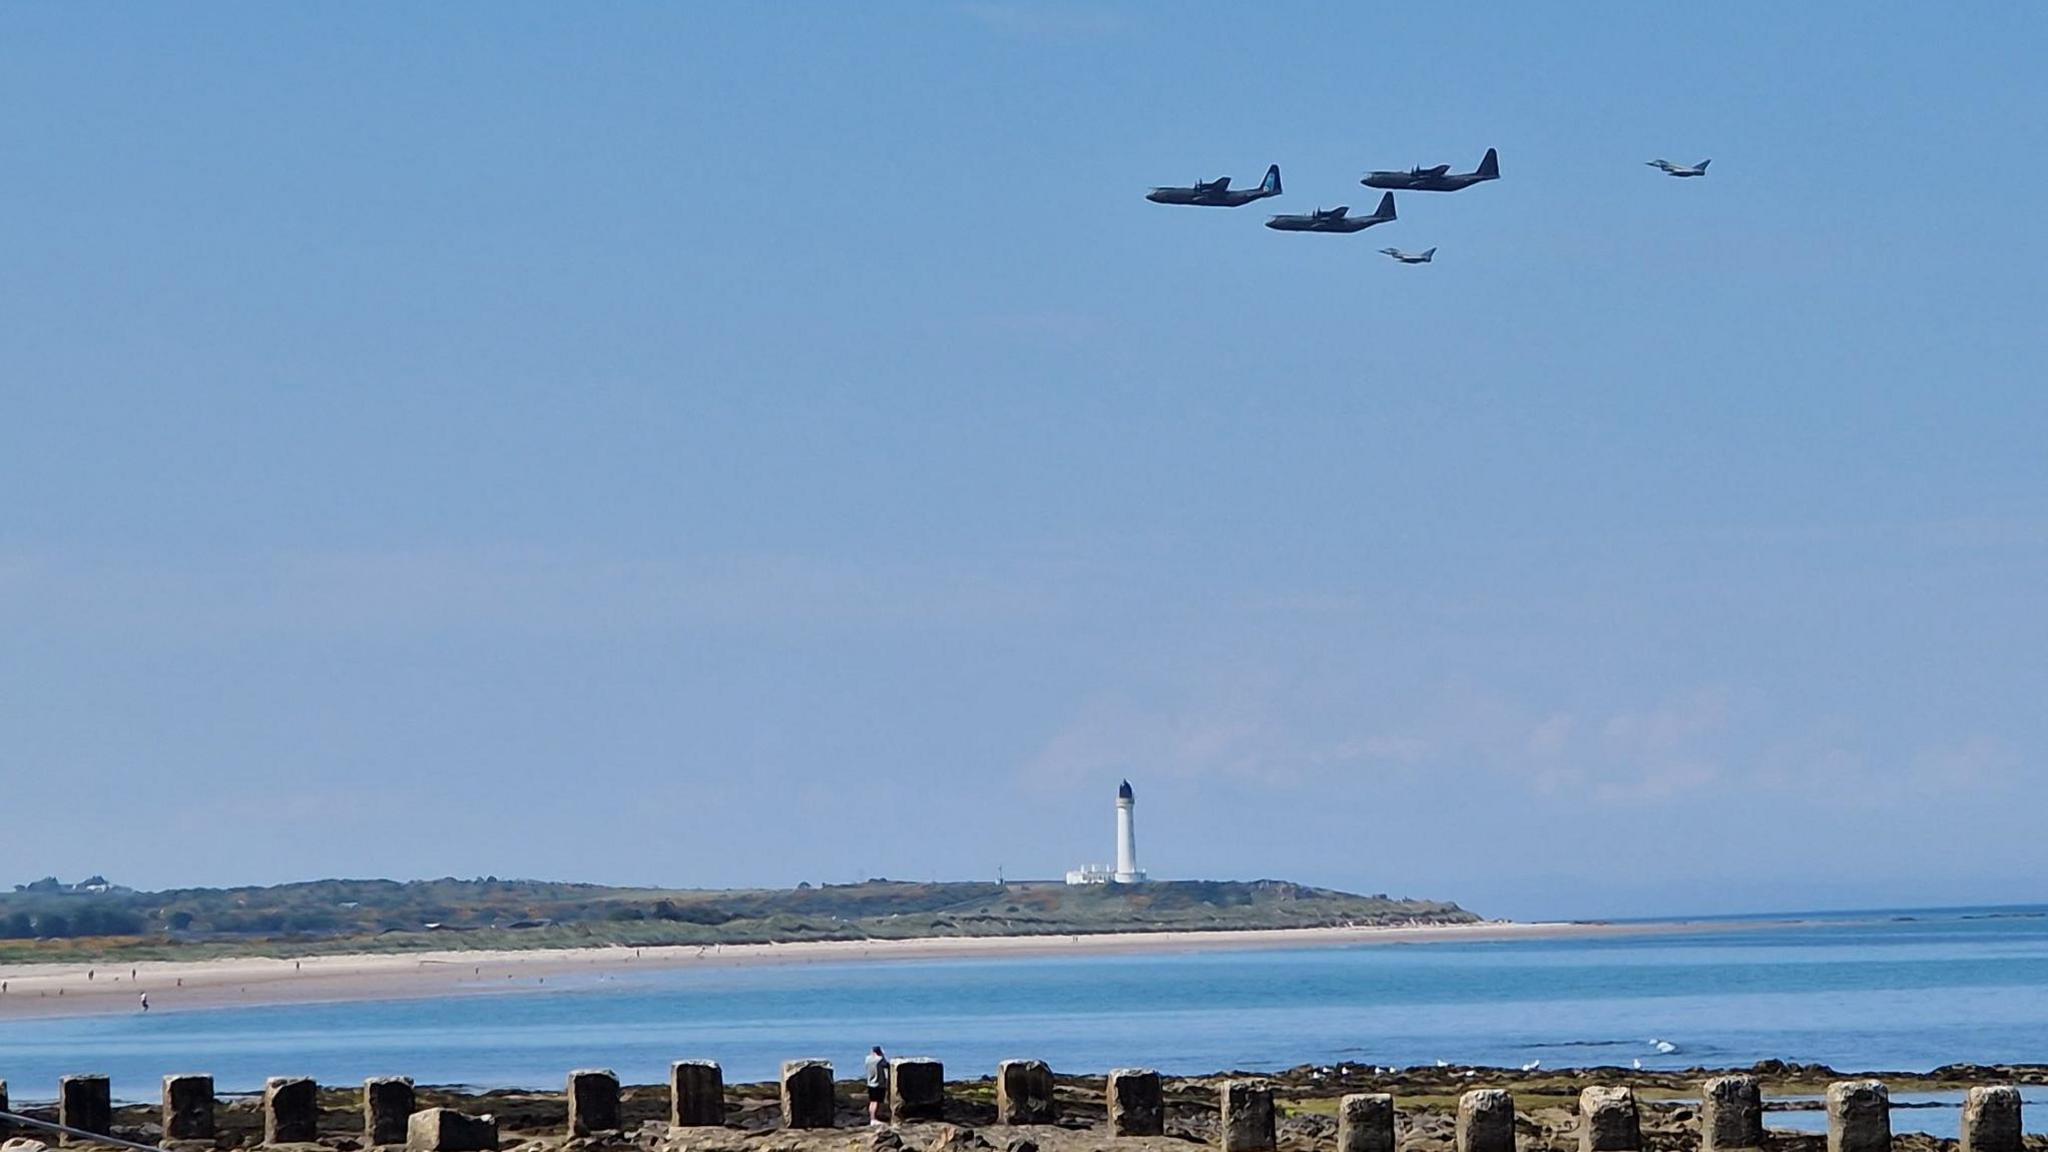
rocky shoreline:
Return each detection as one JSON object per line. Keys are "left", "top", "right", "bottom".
{"left": 4, "top": 1064, "right": 2046, "bottom": 1152}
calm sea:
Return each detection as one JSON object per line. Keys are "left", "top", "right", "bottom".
{"left": 4, "top": 905, "right": 2047, "bottom": 1133}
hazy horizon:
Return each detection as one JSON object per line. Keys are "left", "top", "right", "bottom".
{"left": 4, "top": 4, "right": 2045, "bottom": 923}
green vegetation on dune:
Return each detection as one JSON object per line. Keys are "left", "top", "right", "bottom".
{"left": 0, "top": 875, "right": 1475, "bottom": 962}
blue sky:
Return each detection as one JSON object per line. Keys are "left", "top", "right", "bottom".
{"left": 3, "top": 4, "right": 2044, "bottom": 920}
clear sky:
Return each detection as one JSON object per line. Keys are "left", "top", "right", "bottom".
{"left": 3, "top": 4, "right": 2045, "bottom": 920}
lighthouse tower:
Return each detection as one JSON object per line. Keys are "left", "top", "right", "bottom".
{"left": 1114, "top": 779, "right": 1146, "bottom": 883}
{"left": 1064, "top": 780, "right": 1153, "bottom": 885}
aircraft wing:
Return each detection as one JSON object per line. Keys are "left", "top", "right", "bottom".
{"left": 1199, "top": 176, "right": 1230, "bottom": 192}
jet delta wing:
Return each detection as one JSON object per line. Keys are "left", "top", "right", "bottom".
{"left": 1147, "top": 163, "right": 1283, "bottom": 206}
{"left": 1648, "top": 158, "right": 1711, "bottom": 177}
{"left": 1379, "top": 247, "right": 1436, "bottom": 264}
{"left": 1363, "top": 148, "right": 1499, "bottom": 191}
{"left": 1265, "top": 192, "right": 1397, "bottom": 234}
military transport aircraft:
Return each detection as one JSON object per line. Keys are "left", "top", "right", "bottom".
{"left": 1265, "top": 192, "right": 1397, "bottom": 234}
{"left": 1363, "top": 148, "right": 1499, "bottom": 191}
{"left": 1647, "top": 158, "right": 1711, "bottom": 177}
{"left": 1379, "top": 247, "right": 1436, "bottom": 264}
{"left": 1146, "top": 164, "right": 1282, "bottom": 207}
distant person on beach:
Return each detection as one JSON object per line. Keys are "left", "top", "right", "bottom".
{"left": 865, "top": 1046, "right": 889, "bottom": 1126}
{"left": 139, "top": 992, "right": 149, "bottom": 1012}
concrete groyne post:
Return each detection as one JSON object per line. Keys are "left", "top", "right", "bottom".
{"left": 58, "top": 1075, "right": 112, "bottom": 1145}
{"left": 406, "top": 1108, "right": 498, "bottom": 1152}
{"left": 1220, "top": 1080, "right": 1276, "bottom": 1152}
{"left": 566, "top": 1069, "right": 621, "bottom": 1136}
{"left": 669, "top": 1061, "right": 726, "bottom": 1128}
{"left": 1580, "top": 1086, "right": 1640, "bottom": 1152}
{"left": 162, "top": 1075, "right": 217, "bottom": 1141}
{"left": 996, "top": 1060, "right": 1057, "bottom": 1125}
{"left": 1961, "top": 1086, "right": 2024, "bottom": 1152}
{"left": 1339, "top": 1093, "right": 1396, "bottom": 1152}
{"left": 1826, "top": 1080, "right": 1890, "bottom": 1152}
{"left": 364, "top": 1078, "right": 416, "bottom": 1147}
{"left": 779, "top": 1060, "right": 836, "bottom": 1129}
{"left": 1108, "top": 1069, "right": 1164, "bottom": 1137}
{"left": 1456, "top": 1089, "right": 1515, "bottom": 1152}
{"left": 1700, "top": 1076, "right": 1764, "bottom": 1152}
{"left": 264, "top": 1077, "right": 320, "bottom": 1145}
{"left": 888, "top": 1058, "right": 945, "bottom": 1122}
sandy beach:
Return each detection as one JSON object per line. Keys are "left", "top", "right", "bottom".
{"left": 0, "top": 919, "right": 1700, "bottom": 1022}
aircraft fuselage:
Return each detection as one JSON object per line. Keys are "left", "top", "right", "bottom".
{"left": 1362, "top": 171, "right": 1491, "bottom": 191}
{"left": 1265, "top": 214, "right": 1389, "bottom": 234}
{"left": 1145, "top": 187, "right": 1276, "bottom": 207}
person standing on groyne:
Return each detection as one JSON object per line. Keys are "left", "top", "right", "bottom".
{"left": 865, "top": 1045, "right": 890, "bottom": 1126}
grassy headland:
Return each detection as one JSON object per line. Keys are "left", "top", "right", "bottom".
{"left": 0, "top": 876, "right": 1475, "bottom": 963}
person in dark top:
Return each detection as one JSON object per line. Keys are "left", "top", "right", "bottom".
{"left": 864, "top": 1046, "right": 890, "bottom": 1126}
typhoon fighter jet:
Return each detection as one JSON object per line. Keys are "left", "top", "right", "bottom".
{"left": 1146, "top": 164, "right": 1282, "bottom": 207}
{"left": 1265, "top": 192, "right": 1397, "bottom": 234}
{"left": 1647, "top": 158, "right": 1711, "bottom": 177}
{"left": 1379, "top": 247, "right": 1436, "bottom": 264}
{"left": 1363, "top": 148, "right": 1499, "bottom": 191}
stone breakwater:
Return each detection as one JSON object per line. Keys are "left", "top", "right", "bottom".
{"left": 0, "top": 1064, "right": 2042, "bottom": 1152}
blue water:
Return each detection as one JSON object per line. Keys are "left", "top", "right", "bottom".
{"left": 5, "top": 907, "right": 2048, "bottom": 1109}
{"left": 1764, "top": 1093, "right": 2048, "bottom": 1139}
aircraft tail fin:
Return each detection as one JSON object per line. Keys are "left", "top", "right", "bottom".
{"left": 1696, "top": 159, "right": 1711, "bottom": 171}
{"left": 1376, "top": 191, "right": 1396, "bottom": 219}
{"left": 1477, "top": 147, "right": 1499, "bottom": 179}
{"left": 1261, "top": 164, "right": 1281, "bottom": 195}
{"left": 1421, "top": 247, "right": 1436, "bottom": 261}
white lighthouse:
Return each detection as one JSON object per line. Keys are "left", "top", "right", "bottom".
{"left": 1064, "top": 779, "right": 1150, "bottom": 885}
{"left": 1114, "top": 779, "right": 1145, "bottom": 883}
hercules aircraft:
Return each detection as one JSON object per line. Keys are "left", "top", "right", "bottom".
{"left": 1264, "top": 192, "right": 1397, "bottom": 234}
{"left": 1379, "top": 247, "right": 1436, "bottom": 264}
{"left": 1146, "top": 164, "right": 1283, "bottom": 207}
{"left": 1647, "top": 158, "right": 1711, "bottom": 177}
{"left": 1363, "top": 148, "right": 1499, "bottom": 191}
